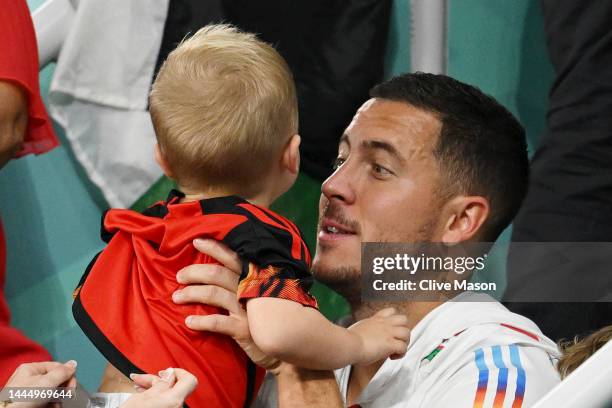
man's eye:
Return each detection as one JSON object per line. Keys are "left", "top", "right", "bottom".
{"left": 373, "top": 164, "right": 392, "bottom": 176}
{"left": 333, "top": 157, "right": 346, "bottom": 170}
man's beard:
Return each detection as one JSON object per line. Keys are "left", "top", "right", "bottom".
{"left": 312, "top": 264, "right": 362, "bottom": 306}
{"left": 312, "top": 206, "right": 440, "bottom": 309}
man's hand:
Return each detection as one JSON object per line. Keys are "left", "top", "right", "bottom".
{"left": 3, "top": 361, "right": 77, "bottom": 408}
{"left": 177, "top": 239, "right": 344, "bottom": 407}
{"left": 348, "top": 308, "right": 410, "bottom": 364}
{"left": 173, "top": 239, "right": 279, "bottom": 371}
{"left": 0, "top": 80, "right": 28, "bottom": 169}
{"left": 122, "top": 368, "right": 197, "bottom": 408}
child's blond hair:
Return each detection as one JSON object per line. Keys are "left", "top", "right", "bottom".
{"left": 557, "top": 325, "right": 612, "bottom": 379}
{"left": 149, "top": 24, "right": 298, "bottom": 196}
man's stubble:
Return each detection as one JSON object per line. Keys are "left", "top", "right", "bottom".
{"left": 312, "top": 207, "right": 441, "bottom": 320}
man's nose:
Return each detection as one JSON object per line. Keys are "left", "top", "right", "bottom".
{"left": 321, "top": 162, "right": 356, "bottom": 204}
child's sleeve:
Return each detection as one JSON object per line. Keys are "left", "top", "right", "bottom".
{"left": 221, "top": 205, "right": 318, "bottom": 309}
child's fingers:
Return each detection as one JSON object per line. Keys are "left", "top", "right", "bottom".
{"left": 398, "top": 330, "right": 411, "bottom": 342}
{"left": 390, "top": 352, "right": 406, "bottom": 360}
{"left": 374, "top": 307, "right": 397, "bottom": 318}
{"left": 390, "top": 339, "right": 408, "bottom": 357}
{"left": 388, "top": 314, "right": 409, "bottom": 327}
{"left": 393, "top": 327, "right": 411, "bottom": 342}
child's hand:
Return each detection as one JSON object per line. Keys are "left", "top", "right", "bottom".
{"left": 348, "top": 308, "right": 410, "bottom": 365}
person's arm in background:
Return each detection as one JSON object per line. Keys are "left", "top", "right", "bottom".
{"left": 0, "top": 81, "right": 28, "bottom": 169}
{"left": 173, "top": 239, "right": 344, "bottom": 407}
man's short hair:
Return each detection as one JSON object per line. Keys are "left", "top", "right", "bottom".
{"left": 149, "top": 24, "right": 298, "bottom": 196}
{"left": 370, "top": 72, "right": 529, "bottom": 241}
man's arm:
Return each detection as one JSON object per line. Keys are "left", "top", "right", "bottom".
{"left": 0, "top": 80, "right": 28, "bottom": 169}
{"left": 276, "top": 364, "right": 343, "bottom": 408}
{"left": 173, "top": 239, "right": 344, "bottom": 407}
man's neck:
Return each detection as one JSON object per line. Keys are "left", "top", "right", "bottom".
{"left": 351, "top": 300, "right": 443, "bottom": 327}
{"left": 346, "top": 300, "right": 443, "bottom": 406}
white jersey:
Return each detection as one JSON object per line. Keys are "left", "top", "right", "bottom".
{"left": 335, "top": 292, "right": 560, "bottom": 408}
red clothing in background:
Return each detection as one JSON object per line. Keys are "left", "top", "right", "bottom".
{"left": 0, "top": 221, "right": 51, "bottom": 386}
{"left": 0, "top": 0, "right": 57, "bottom": 386}
{"left": 0, "top": 0, "right": 59, "bottom": 157}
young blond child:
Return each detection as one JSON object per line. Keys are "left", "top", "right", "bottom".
{"left": 72, "top": 25, "right": 409, "bottom": 407}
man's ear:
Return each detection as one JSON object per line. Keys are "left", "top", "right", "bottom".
{"left": 281, "top": 134, "right": 301, "bottom": 174}
{"left": 155, "top": 143, "right": 175, "bottom": 179}
{"left": 440, "top": 196, "right": 490, "bottom": 244}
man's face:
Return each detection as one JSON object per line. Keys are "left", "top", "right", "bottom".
{"left": 312, "top": 98, "right": 447, "bottom": 300}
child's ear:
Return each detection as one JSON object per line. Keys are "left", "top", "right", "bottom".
{"left": 281, "top": 134, "right": 301, "bottom": 174}
{"left": 155, "top": 143, "right": 175, "bottom": 178}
